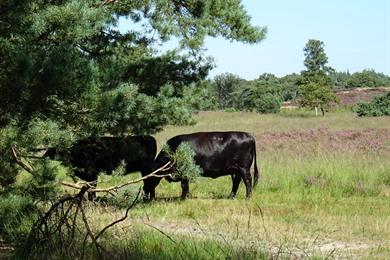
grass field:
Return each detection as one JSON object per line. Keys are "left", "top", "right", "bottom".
{"left": 57, "top": 111, "right": 390, "bottom": 258}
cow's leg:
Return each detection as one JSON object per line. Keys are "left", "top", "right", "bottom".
{"left": 239, "top": 167, "right": 252, "bottom": 198}
{"left": 143, "top": 177, "right": 160, "bottom": 202}
{"left": 229, "top": 174, "right": 241, "bottom": 199}
{"left": 142, "top": 181, "right": 154, "bottom": 202}
{"left": 181, "top": 179, "right": 189, "bottom": 200}
{"left": 142, "top": 183, "right": 151, "bottom": 201}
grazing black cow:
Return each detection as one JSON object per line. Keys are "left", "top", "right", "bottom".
{"left": 45, "top": 136, "right": 157, "bottom": 198}
{"left": 143, "top": 131, "right": 259, "bottom": 200}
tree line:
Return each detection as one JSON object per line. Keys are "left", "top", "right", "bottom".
{"left": 201, "top": 68, "right": 390, "bottom": 114}
{"left": 192, "top": 41, "right": 390, "bottom": 115}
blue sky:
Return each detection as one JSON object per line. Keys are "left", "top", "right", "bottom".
{"left": 204, "top": 0, "right": 390, "bottom": 79}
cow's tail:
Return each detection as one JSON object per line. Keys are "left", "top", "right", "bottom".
{"left": 252, "top": 139, "right": 259, "bottom": 188}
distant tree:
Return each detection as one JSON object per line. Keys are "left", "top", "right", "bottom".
{"left": 236, "top": 73, "right": 282, "bottom": 113}
{"left": 213, "top": 73, "right": 245, "bottom": 109}
{"left": 329, "top": 71, "right": 351, "bottom": 89}
{"left": 280, "top": 73, "right": 300, "bottom": 101}
{"left": 298, "top": 39, "right": 338, "bottom": 116}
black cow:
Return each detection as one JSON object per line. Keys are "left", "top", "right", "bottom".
{"left": 45, "top": 136, "right": 157, "bottom": 198}
{"left": 143, "top": 131, "right": 259, "bottom": 200}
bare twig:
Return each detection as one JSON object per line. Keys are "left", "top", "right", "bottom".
{"left": 79, "top": 202, "right": 105, "bottom": 256}
{"left": 95, "top": 188, "right": 142, "bottom": 241}
{"left": 60, "top": 181, "right": 96, "bottom": 190}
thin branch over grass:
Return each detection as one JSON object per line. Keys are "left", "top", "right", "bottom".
{"left": 60, "top": 161, "right": 174, "bottom": 194}
{"left": 95, "top": 188, "right": 142, "bottom": 241}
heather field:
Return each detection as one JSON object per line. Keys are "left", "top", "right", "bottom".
{"left": 51, "top": 111, "right": 390, "bottom": 258}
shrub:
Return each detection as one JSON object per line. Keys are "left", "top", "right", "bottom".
{"left": 355, "top": 92, "right": 390, "bottom": 116}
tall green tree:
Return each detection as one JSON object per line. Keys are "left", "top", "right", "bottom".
{"left": 298, "top": 39, "right": 337, "bottom": 116}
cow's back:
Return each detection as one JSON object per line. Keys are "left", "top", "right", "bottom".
{"left": 97, "top": 135, "right": 157, "bottom": 173}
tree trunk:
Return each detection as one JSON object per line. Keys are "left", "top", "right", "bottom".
{"left": 315, "top": 106, "right": 318, "bottom": 116}
{"left": 320, "top": 106, "right": 325, "bottom": 116}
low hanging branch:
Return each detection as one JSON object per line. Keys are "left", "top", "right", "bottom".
{"left": 60, "top": 161, "right": 174, "bottom": 194}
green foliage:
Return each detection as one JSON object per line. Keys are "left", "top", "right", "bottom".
{"left": 99, "top": 185, "right": 141, "bottom": 209}
{"left": 329, "top": 71, "right": 351, "bottom": 89}
{"left": 182, "top": 81, "right": 217, "bottom": 111}
{"left": 236, "top": 74, "right": 283, "bottom": 113}
{"left": 18, "top": 227, "right": 269, "bottom": 259}
{"left": 213, "top": 73, "right": 244, "bottom": 109}
{"left": 355, "top": 92, "right": 390, "bottom": 116}
{"left": 163, "top": 143, "right": 202, "bottom": 183}
{"left": 17, "top": 161, "right": 59, "bottom": 201}
{"left": 280, "top": 73, "right": 300, "bottom": 100}
{"left": 299, "top": 80, "right": 338, "bottom": 111}
{"left": 115, "top": 229, "right": 268, "bottom": 260}
{"left": 330, "top": 70, "right": 390, "bottom": 90}
{"left": 302, "top": 39, "right": 333, "bottom": 75}
{"left": 0, "top": 0, "right": 265, "bottom": 226}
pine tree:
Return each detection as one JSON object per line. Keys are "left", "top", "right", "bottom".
{"left": 298, "top": 39, "right": 337, "bottom": 116}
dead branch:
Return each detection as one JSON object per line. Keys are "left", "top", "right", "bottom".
{"left": 23, "top": 159, "right": 177, "bottom": 257}
{"left": 11, "top": 146, "right": 34, "bottom": 173}
{"left": 61, "top": 181, "right": 96, "bottom": 190}
{"left": 61, "top": 161, "right": 174, "bottom": 194}
{"left": 79, "top": 200, "right": 105, "bottom": 256}
{"left": 95, "top": 188, "right": 142, "bottom": 241}
{"left": 101, "top": 0, "right": 116, "bottom": 5}
{"left": 24, "top": 186, "right": 89, "bottom": 258}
